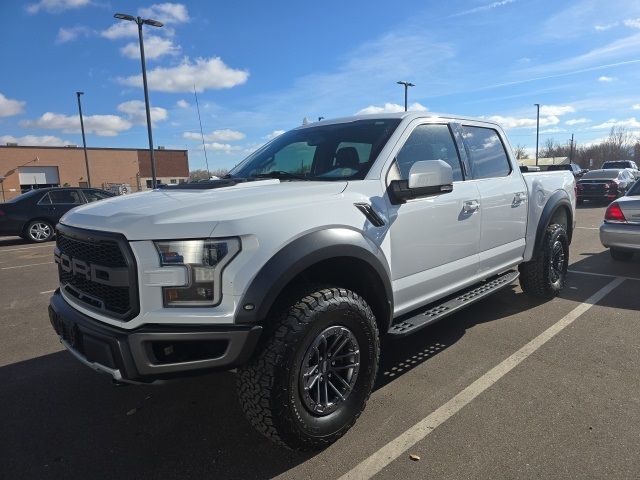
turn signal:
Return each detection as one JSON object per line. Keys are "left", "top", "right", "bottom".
{"left": 604, "top": 202, "right": 626, "bottom": 223}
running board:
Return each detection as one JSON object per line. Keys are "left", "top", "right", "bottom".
{"left": 388, "top": 270, "right": 519, "bottom": 338}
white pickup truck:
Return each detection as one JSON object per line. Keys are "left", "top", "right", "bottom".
{"left": 48, "top": 112, "right": 576, "bottom": 450}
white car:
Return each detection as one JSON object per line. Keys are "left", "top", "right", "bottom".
{"left": 48, "top": 112, "right": 576, "bottom": 450}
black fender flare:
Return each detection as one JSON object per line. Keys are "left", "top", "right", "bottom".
{"left": 234, "top": 228, "right": 393, "bottom": 329}
{"left": 532, "top": 190, "right": 574, "bottom": 257}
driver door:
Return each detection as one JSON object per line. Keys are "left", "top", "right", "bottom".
{"left": 385, "top": 123, "right": 481, "bottom": 316}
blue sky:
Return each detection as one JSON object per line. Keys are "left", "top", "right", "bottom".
{"left": 2, "top": 0, "right": 640, "bottom": 171}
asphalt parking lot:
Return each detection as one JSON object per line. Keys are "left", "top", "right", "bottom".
{"left": 1, "top": 204, "right": 638, "bottom": 480}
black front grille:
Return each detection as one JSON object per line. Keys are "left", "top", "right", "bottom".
{"left": 56, "top": 225, "right": 139, "bottom": 321}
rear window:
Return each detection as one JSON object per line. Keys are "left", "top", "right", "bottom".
{"left": 602, "top": 161, "right": 630, "bottom": 169}
{"left": 581, "top": 170, "right": 619, "bottom": 180}
{"left": 627, "top": 181, "right": 640, "bottom": 196}
{"left": 461, "top": 126, "right": 511, "bottom": 179}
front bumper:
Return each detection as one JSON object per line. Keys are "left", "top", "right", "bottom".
{"left": 600, "top": 222, "right": 640, "bottom": 252}
{"left": 49, "top": 290, "right": 262, "bottom": 383}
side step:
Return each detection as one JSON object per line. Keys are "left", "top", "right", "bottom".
{"left": 388, "top": 270, "right": 519, "bottom": 338}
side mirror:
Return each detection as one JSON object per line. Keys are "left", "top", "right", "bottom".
{"left": 389, "top": 160, "right": 453, "bottom": 204}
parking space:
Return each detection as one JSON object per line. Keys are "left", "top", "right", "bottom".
{"left": 0, "top": 205, "right": 638, "bottom": 480}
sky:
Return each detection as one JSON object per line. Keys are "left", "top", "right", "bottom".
{"left": 2, "top": 0, "right": 640, "bottom": 171}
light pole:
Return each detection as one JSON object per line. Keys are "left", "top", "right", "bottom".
{"left": 569, "top": 133, "right": 574, "bottom": 164}
{"left": 534, "top": 103, "right": 540, "bottom": 165}
{"left": 114, "top": 13, "right": 163, "bottom": 188}
{"left": 76, "top": 91, "right": 91, "bottom": 187}
{"left": 397, "top": 81, "right": 415, "bottom": 111}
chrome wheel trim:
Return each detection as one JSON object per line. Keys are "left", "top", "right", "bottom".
{"left": 299, "top": 325, "right": 360, "bottom": 416}
{"left": 29, "top": 222, "right": 51, "bottom": 241}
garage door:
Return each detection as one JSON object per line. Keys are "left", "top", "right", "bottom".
{"left": 18, "top": 166, "right": 60, "bottom": 185}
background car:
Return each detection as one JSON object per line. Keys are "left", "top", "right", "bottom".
{"left": 600, "top": 180, "right": 640, "bottom": 260}
{"left": 576, "top": 169, "right": 635, "bottom": 205}
{"left": 547, "top": 163, "right": 585, "bottom": 178}
{"left": 0, "top": 187, "right": 114, "bottom": 243}
{"left": 601, "top": 160, "right": 640, "bottom": 179}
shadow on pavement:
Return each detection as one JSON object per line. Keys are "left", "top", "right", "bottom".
{"left": 0, "top": 236, "right": 34, "bottom": 248}
{"left": 570, "top": 249, "right": 640, "bottom": 280}
{"left": 0, "top": 274, "right": 616, "bottom": 480}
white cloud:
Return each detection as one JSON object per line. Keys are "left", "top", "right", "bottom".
{"left": 0, "top": 135, "right": 72, "bottom": 147}
{"left": 264, "top": 130, "right": 285, "bottom": 140}
{"left": 598, "top": 75, "right": 615, "bottom": 82}
{"left": 539, "top": 104, "right": 575, "bottom": 116}
{"left": 0, "top": 93, "right": 25, "bottom": 117}
{"left": 452, "top": 0, "right": 516, "bottom": 17}
{"left": 101, "top": 22, "right": 138, "bottom": 40}
{"left": 118, "top": 57, "right": 248, "bottom": 92}
{"left": 27, "top": 0, "right": 89, "bottom": 14}
{"left": 204, "top": 142, "right": 242, "bottom": 153}
{"left": 633, "top": 104, "right": 640, "bottom": 110}
{"left": 595, "top": 22, "right": 619, "bottom": 31}
{"left": 176, "top": 99, "right": 189, "bottom": 108}
{"left": 565, "top": 118, "right": 591, "bottom": 125}
{"left": 184, "top": 129, "right": 245, "bottom": 142}
{"left": 22, "top": 112, "right": 132, "bottom": 136}
{"left": 56, "top": 26, "right": 92, "bottom": 43}
{"left": 540, "top": 127, "right": 567, "bottom": 134}
{"left": 121, "top": 35, "right": 180, "bottom": 60}
{"left": 356, "top": 102, "right": 428, "bottom": 115}
{"left": 592, "top": 117, "right": 640, "bottom": 129}
{"left": 117, "top": 100, "right": 168, "bottom": 125}
{"left": 139, "top": 3, "right": 190, "bottom": 24}
{"left": 623, "top": 18, "right": 640, "bottom": 29}
{"left": 487, "top": 115, "right": 560, "bottom": 129}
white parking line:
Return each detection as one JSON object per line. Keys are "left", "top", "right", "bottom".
{"left": 1, "top": 261, "right": 54, "bottom": 270}
{"left": 0, "top": 244, "right": 54, "bottom": 253}
{"left": 569, "top": 269, "right": 640, "bottom": 282}
{"left": 339, "top": 277, "right": 624, "bottom": 480}
{"left": 575, "top": 226, "right": 599, "bottom": 230}
{"left": 40, "top": 290, "right": 56, "bottom": 295}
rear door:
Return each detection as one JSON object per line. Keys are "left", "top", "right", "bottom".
{"left": 460, "top": 125, "right": 528, "bottom": 274}
{"left": 384, "top": 122, "right": 481, "bottom": 315}
{"left": 48, "top": 189, "right": 85, "bottom": 221}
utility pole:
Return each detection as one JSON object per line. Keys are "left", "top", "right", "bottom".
{"left": 397, "top": 81, "right": 415, "bottom": 111}
{"left": 534, "top": 103, "right": 540, "bottom": 165}
{"left": 114, "top": 13, "right": 163, "bottom": 188}
{"left": 76, "top": 92, "right": 91, "bottom": 187}
{"left": 569, "top": 133, "right": 574, "bottom": 164}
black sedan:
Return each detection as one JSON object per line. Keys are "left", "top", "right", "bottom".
{"left": 576, "top": 169, "right": 636, "bottom": 205}
{"left": 0, "top": 187, "right": 114, "bottom": 243}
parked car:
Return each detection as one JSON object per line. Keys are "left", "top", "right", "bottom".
{"left": 576, "top": 169, "right": 635, "bottom": 204}
{"left": 0, "top": 187, "right": 114, "bottom": 242}
{"left": 547, "top": 163, "right": 585, "bottom": 178}
{"left": 601, "top": 160, "right": 640, "bottom": 179}
{"left": 600, "top": 180, "right": 640, "bottom": 260}
{"left": 48, "top": 112, "right": 576, "bottom": 450}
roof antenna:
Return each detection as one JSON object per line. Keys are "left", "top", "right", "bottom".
{"left": 193, "top": 84, "right": 210, "bottom": 178}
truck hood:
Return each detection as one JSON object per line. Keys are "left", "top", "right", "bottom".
{"left": 60, "top": 180, "right": 348, "bottom": 240}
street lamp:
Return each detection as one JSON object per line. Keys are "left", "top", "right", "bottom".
{"left": 534, "top": 103, "right": 540, "bottom": 166}
{"left": 114, "top": 13, "right": 163, "bottom": 188}
{"left": 397, "top": 81, "right": 415, "bottom": 111}
{"left": 76, "top": 91, "right": 91, "bottom": 187}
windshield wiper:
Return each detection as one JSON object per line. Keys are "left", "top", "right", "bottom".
{"left": 252, "top": 171, "right": 311, "bottom": 181}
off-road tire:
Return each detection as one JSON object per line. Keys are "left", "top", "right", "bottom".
{"left": 610, "top": 248, "right": 633, "bottom": 261}
{"left": 237, "top": 287, "right": 379, "bottom": 451}
{"left": 519, "top": 223, "right": 569, "bottom": 299}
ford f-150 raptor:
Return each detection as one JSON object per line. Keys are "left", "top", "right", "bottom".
{"left": 48, "top": 112, "right": 576, "bottom": 450}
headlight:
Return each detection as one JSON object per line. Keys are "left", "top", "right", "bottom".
{"left": 154, "top": 238, "right": 240, "bottom": 307}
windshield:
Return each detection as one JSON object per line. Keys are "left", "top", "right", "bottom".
{"left": 581, "top": 170, "right": 619, "bottom": 180}
{"left": 229, "top": 119, "right": 401, "bottom": 181}
{"left": 602, "top": 161, "right": 629, "bottom": 169}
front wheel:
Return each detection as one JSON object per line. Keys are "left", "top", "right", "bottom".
{"left": 519, "top": 224, "right": 569, "bottom": 299}
{"left": 24, "top": 220, "right": 54, "bottom": 243}
{"left": 237, "top": 287, "right": 379, "bottom": 450}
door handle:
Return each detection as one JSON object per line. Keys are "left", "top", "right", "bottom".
{"left": 512, "top": 192, "right": 527, "bottom": 207}
{"left": 463, "top": 200, "right": 480, "bottom": 214}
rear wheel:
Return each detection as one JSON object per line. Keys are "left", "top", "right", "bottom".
{"left": 237, "top": 287, "right": 379, "bottom": 450}
{"left": 24, "top": 220, "right": 54, "bottom": 243}
{"left": 610, "top": 248, "right": 633, "bottom": 261}
{"left": 519, "top": 224, "right": 569, "bottom": 299}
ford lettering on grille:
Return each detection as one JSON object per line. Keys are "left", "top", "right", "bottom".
{"left": 54, "top": 248, "right": 128, "bottom": 288}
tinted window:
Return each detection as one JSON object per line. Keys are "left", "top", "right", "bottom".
{"left": 395, "top": 124, "right": 463, "bottom": 181}
{"left": 38, "top": 193, "right": 52, "bottom": 205}
{"left": 628, "top": 181, "right": 640, "bottom": 196}
{"left": 582, "top": 170, "right": 619, "bottom": 180}
{"left": 462, "top": 126, "right": 511, "bottom": 179}
{"left": 83, "top": 190, "right": 112, "bottom": 203}
{"left": 268, "top": 142, "right": 316, "bottom": 175}
{"left": 49, "top": 190, "right": 83, "bottom": 204}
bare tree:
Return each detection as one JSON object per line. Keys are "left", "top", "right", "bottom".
{"left": 513, "top": 144, "right": 528, "bottom": 159}
{"left": 189, "top": 168, "right": 229, "bottom": 181}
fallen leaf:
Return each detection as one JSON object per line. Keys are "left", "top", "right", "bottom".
{"left": 409, "top": 454, "right": 420, "bottom": 462}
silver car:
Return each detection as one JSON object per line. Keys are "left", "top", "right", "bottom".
{"left": 600, "top": 180, "right": 640, "bottom": 260}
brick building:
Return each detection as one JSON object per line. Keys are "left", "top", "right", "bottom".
{"left": 0, "top": 145, "right": 189, "bottom": 201}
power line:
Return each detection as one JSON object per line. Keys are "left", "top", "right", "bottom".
{"left": 193, "top": 85, "right": 210, "bottom": 178}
